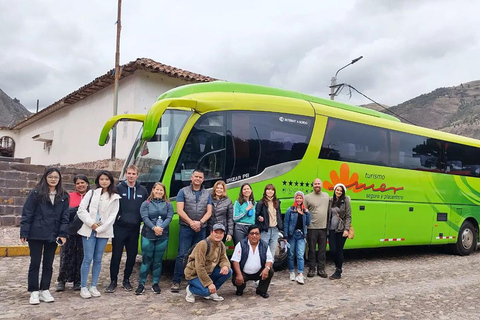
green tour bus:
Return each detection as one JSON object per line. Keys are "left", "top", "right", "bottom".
{"left": 99, "top": 81, "right": 480, "bottom": 262}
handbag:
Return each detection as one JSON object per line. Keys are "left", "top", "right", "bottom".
{"left": 68, "top": 192, "right": 93, "bottom": 235}
{"left": 347, "top": 225, "right": 354, "bottom": 239}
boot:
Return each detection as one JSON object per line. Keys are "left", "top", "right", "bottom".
{"left": 329, "top": 268, "right": 342, "bottom": 280}
{"left": 56, "top": 281, "right": 65, "bottom": 292}
{"left": 317, "top": 268, "right": 328, "bottom": 278}
{"left": 307, "top": 268, "right": 316, "bottom": 278}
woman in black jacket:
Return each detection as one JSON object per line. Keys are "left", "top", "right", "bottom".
{"left": 256, "top": 184, "right": 283, "bottom": 257}
{"left": 20, "top": 167, "right": 70, "bottom": 305}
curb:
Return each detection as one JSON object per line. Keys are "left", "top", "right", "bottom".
{"left": 0, "top": 243, "right": 114, "bottom": 257}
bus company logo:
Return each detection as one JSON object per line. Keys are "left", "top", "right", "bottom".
{"left": 279, "top": 117, "right": 285, "bottom": 122}
{"left": 323, "top": 163, "right": 404, "bottom": 194}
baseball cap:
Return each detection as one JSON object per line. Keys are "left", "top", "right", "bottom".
{"left": 212, "top": 223, "right": 225, "bottom": 232}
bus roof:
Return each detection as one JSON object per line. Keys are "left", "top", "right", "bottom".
{"left": 157, "top": 81, "right": 400, "bottom": 122}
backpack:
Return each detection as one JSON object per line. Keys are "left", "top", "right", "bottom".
{"left": 182, "top": 239, "right": 225, "bottom": 269}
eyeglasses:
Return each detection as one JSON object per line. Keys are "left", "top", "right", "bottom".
{"left": 249, "top": 232, "right": 260, "bottom": 236}
{"left": 47, "top": 176, "right": 60, "bottom": 180}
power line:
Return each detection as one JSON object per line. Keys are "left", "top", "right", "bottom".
{"left": 343, "top": 84, "right": 416, "bottom": 125}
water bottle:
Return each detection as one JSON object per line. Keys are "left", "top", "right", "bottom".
{"left": 156, "top": 216, "right": 163, "bottom": 227}
{"left": 247, "top": 201, "right": 254, "bottom": 217}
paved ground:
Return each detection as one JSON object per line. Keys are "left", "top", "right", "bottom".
{"left": 1, "top": 233, "right": 479, "bottom": 320}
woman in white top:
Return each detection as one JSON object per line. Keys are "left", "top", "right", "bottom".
{"left": 77, "top": 170, "right": 121, "bottom": 299}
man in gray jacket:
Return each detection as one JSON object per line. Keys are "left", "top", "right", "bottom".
{"left": 171, "top": 169, "right": 212, "bottom": 292}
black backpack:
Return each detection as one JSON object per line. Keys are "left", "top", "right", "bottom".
{"left": 182, "top": 238, "right": 224, "bottom": 269}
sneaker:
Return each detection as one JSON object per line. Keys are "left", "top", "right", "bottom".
{"left": 105, "top": 280, "right": 117, "bottom": 293}
{"left": 89, "top": 286, "right": 101, "bottom": 297}
{"left": 122, "top": 279, "right": 133, "bottom": 291}
{"left": 307, "top": 268, "right": 315, "bottom": 278}
{"left": 80, "top": 287, "right": 91, "bottom": 299}
{"left": 56, "top": 281, "right": 65, "bottom": 292}
{"left": 253, "top": 280, "right": 259, "bottom": 288}
{"left": 151, "top": 283, "right": 161, "bottom": 294}
{"left": 39, "top": 290, "right": 55, "bottom": 302}
{"left": 289, "top": 272, "right": 296, "bottom": 281}
{"left": 73, "top": 282, "right": 81, "bottom": 291}
{"left": 29, "top": 291, "right": 40, "bottom": 305}
{"left": 295, "top": 274, "right": 305, "bottom": 285}
{"left": 317, "top": 269, "right": 328, "bottom": 278}
{"left": 185, "top": 285, "right": 195, "bottom": 303}
{"left": 204, "top": 292, "right": 224, "bottom": 301}
{"left": 135, "top": 284, "right": 145, "bottom": 295}
{"left": 171, "top": 282, "right": 180, "bottom": 293}
{"left": 329, "top": 271, "right": 342, "bottom": 280}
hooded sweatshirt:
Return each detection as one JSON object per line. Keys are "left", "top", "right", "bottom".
{"left": 115, "top": 180, "right": 148, "bottom": 229}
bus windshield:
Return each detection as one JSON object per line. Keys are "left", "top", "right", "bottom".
{"left": 122, "top": 109, "right": 191, "bottom": 187}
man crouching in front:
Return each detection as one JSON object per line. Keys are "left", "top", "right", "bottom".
{"left": 231, "top": 224, "right": 274, "bottom": 298}
{"left": 184, "top": 223, "right": 232, "bottom": 303}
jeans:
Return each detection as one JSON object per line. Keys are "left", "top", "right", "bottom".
{"left": 328, "top": 231, "right": 348, "bottom": 271}
{"left": 306, "top": 228, "right": 327, "bottom": 271}
{"left": 233, "top": 224, "right": 250, "bottom": 245}
{"left": 27, "top": 240, "right": 58, "bottom": 292}
{"left": 110, "top": 224, "right": 139, "bottom": 282}
{"left": 81, "top": 231, "right": 108, "bottom": 287}
{"left": 139, "top": 237, "right": 168, "bottom": 285}
{"left": 187, "top": 266, "right": 232, "bottom": 297}
{"left": 173, "top": 225, "right": 206, "bottom": 283}
{"left": 287, "top": 230, "right": 306, "bottom": 273}
{"left": 261, "top": 227, "right": 279, "bottom": 258}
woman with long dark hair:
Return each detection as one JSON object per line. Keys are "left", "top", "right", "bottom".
{"left": 256, "top": 184, "right": 283, "bottom": 258}
{"left": 135, "top": 182, "right": 173, "bottom": 295}
{"left": 233, "top": 183, "right": 255, "bottom": 245}
{"left": 77, "top": 170, "right": 120, "bottom": 299}
{"left": 56, "top": 174, "right": 90, "bottom": 292}
{"left": 20, "top": 167, "right": 70, "bottom": 305}
{"left": 328, "top": 183, "right": 351, "bottom": 280}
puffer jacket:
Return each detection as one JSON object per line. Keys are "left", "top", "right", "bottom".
{"left": 77, "top": 189, "right": 121, "bottom": 238}
{"left": 208, "top": 197, "right": 234, "bottom": 236}
{"left": 20, "top": 189, "right": 70, "bottom": 242}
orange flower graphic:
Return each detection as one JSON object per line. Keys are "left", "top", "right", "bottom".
{"left": 323, "top": 163, "right": 362, "bottom": 193}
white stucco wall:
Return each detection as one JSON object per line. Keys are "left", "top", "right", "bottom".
{"left": 13, "top": 72, "right": 193, "bottom": 165}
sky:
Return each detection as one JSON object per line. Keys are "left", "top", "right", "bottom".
{"left": 1, "top": 0, "right": 479, "bottom": 112}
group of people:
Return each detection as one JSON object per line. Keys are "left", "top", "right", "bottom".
{"left": 19, "top": 165, "right": 351, "bottom": 305}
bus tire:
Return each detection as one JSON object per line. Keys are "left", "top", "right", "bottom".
{"left": 453, "top": 221, "right": 476, "bottom": 256}
{"left": 273, "top": 239, "right": 288, "bottom": 271}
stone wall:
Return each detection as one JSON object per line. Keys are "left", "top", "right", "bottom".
{"left": 0, "top": 162, "right": 120, "bottom": 226}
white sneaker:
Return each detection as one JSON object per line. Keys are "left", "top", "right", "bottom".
{"left": 89, "top": 286, "right": 101, "bottom": 297}
{"left": 39, "top": 290, "right": 54, "bottom": 302}
{"left": 253, "top": 280, "right": 259, "bottom": 288}
{"left": 296, "top": 274, "right": 305, "bottom": 285}
{"left": 290, "top": 272, "right": 296, "bottom": 281}
{"left": 29, "top": 291, "right": 40, "bottom": 305}
{"left": 80, "top": 287, "right": 91, "bottom": 299}
{"left": 185, "top": 285, "right": 195, "bottom": 303}
{"left": 204, "top": 292, "right": 224, "bottom": 301}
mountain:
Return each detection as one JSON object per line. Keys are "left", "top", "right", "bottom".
{"left": 0, "top": 89, "right": 31, "bottom": 128}
{"left": 381, "top": 80, "right": 480, "bottom": 140}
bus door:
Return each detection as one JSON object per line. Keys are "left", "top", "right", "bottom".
{"left": 345, "top": 200, "right": 386, "bottom": 249}
{"left": 384, "top": 203, "right": 435, "bottom": 246}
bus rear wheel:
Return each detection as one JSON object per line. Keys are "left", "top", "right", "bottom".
{"left": 453, "top": 221, "right": 476, "bottom": 256}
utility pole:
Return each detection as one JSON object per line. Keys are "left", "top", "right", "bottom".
{"left": 329, "top": 56, "right": 363, "bottom": 100}
{"left": 111, "top": 0, "right": 122, "bottom": 161}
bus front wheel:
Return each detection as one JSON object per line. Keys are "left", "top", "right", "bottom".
{"left": 453, "top": 221, "right": 477, "bottom": 256}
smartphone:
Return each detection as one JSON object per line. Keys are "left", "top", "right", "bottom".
{"left": 56, "top": 238, "right": 64, "bottom": 246}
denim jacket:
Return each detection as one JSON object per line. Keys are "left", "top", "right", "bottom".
{"left": 283, "top": 206, "right": 311, "bottom": 238}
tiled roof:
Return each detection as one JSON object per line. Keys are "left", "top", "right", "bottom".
{"left": 12, "top": 58, "right": 217, "bottom": 129}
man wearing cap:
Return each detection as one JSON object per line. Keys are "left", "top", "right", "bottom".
{"left": 184, "top": 223, "right": 232, "bottom": 303}
{"left": 304, "top": 178, "right": 330, "bottom": 278}
{"left": 231, "top": 225, "right": 274, "bottom": 298}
